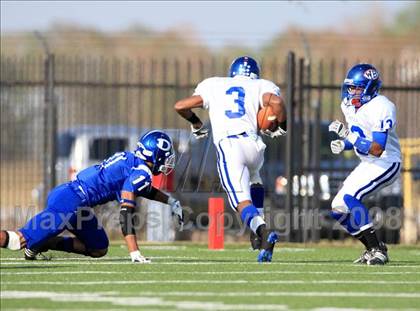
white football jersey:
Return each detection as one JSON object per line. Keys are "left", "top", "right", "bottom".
{"left": 341, "top": 95, "right": 401, "bottom": 163}
{"left": 193, "top": 76, "right": 280, "bottom": 143}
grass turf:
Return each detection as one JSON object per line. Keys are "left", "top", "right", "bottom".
{"left": 1, "top": 243, "right": 420, "bottom": 310}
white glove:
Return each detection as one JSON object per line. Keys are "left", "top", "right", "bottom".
{"left": 130, "top": 250, "right": 151, "bottom": 263}
{"left": 191, "top": 124, "right": 209, "bottom": 139}
{"left": 328, "top": 120, "right": 349, "bottom": 139}
{"left": 168, "top": 197, "right": 184, "bottom": 231}
{"left": 330, "top": 140, "right": 345, "bottom": 154}
{"left": 260, "top": 126, "right": 287, "bottom": 138}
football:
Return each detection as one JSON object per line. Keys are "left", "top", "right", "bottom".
{"left": 257, "top": 106, "right": 278, "bottom": 130}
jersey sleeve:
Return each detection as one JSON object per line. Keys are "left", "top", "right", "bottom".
{"left": 193, "top": 78, "right": 213, "bottom": 110}
{"left": 122, "top": 169, "right": 152, "bottom": 197}
{"left": 259, "top": 79, "right": 281, "bottom": 108}
{"left": 371, "top": 101, "right": 397, "bottom": 132}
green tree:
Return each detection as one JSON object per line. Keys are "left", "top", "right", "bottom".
{"left": 387, "top": 2, "right": 420, "bottom": 35}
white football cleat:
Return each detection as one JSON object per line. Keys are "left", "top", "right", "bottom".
{"left": 353, "top": 249, "right": 371, "bottom": 264}
{"left": 367, "top": 246, "right": 388, "bottom": 266}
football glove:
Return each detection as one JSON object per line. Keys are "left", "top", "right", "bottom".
{"left": 328, "top": 120, "right": 349, "bottom": 139}
{"left": 168, "top": 197, "right": 184, "bottom": 231}
{"left": 260, "top": 125, "right": 287, "bottom": 138}
{"left": 130, "top": 250, "right": 151, "bottom": 264}
{"left": 330, "top": 140, "right": 345, "bottom": 154}
{"left": 191, "top": 124, "right": 209, "bottom": 139}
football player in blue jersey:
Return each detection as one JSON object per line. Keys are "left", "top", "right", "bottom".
{"left": 0, "top": 130, "right": 184, "bottom": 263}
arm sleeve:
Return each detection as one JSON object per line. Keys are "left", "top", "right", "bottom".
{"left": 372, "top": 131, "right": 388, "bottom": 150}
{"left": 193, "top": 78, "right": 212, "bottom": 110}
{"left": 141, "top": 186, "right": 159, "bottom": 200}
{"left": 122, "top": 170, "right": 152, "bottom": 197}
{"left": 259, "top": 79, "right": 281, "bottom": 108}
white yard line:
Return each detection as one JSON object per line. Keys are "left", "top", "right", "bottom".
{"left": 198, "top": 248, "right": 316, "bottom": 253}
{"left": 140, "top": 245, "right": 187, "bottom": 250}
{"left": 2, "top": 280, "right": 420, "bottom": 285}
{"left": 0, "top": 256, "right": 198, "bottom": 261}
{"left": 2, "top": 270, "right": 420, "bottom": 276}
{"left": 130, "top": 290, "right": 420, "bottom": 299}
{"left": 0, "top": 291, "right": 287, "bottom": 310}
{"left": 2, "top": 290, "right": 420, "bottom": 300}
{"left": 1, "top": 260, "right": 420, "bottom": 268}
{"left": 2, "top": 305, "right": 419, "bottom": 311}
{"left": 0, "top": 309, "right": 125, "bottom": 311}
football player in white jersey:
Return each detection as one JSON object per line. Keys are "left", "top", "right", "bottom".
{"left": 174, "top": 56, "right": 287, "bottom": 262}
{"left": 329, "top": 63, "right": 401, "bottom": 265}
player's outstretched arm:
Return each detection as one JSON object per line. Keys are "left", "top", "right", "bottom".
{"left": 174, "top": 95, "right": 204, "bottom": 127}
{"left": 142, "top": 186, "right": 169, "bottom": 203}
{"left": 174, "top": 95, "right": 209, "bottom": 139}
{"left": 143, "top": 187, "right": 185, "bottom": 231}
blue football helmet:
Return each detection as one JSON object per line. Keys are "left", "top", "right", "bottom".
{"left": 135, "top": 130, "right": 175, "bottom": 175}
{"left": 229, "top": 56, "right": 260, "bottom": 79}
{"left": 341, "top": 63, "right": 382, "bottom": 106}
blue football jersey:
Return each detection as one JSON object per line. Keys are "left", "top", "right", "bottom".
{"left": 72, "top": 152, "right": 153, "bottom": 206}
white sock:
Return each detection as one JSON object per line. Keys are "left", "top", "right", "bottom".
{"left": 6, "top": 231, "right": 21, "bottom": 250}
{"left": 250, "top": 216, "right": 265, "bottom": 235}
{"left": 257, "top": 208, "right": 264, "bottom": 217}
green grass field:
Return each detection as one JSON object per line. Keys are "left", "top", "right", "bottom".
{"left": 1, "top": 243, "right": 420, "bottom": 310}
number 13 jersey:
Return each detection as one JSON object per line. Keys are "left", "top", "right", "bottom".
{"left": 341, "top": 95, "right": 401, "bottom": 163}
{"left": 193, "top": 76, "right": 281, "bottom": 144}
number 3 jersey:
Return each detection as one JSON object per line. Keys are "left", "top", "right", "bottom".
{"left": 341, "top": 95, "right": 401, "bottom": 163}
{"left": 193, "top": 76, "right": 281, "bottom": 143}
{"left": 70, "top": 152, "right": 153, "bottom": 206}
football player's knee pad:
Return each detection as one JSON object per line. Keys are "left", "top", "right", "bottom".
{"left": 87, "top": 248, "right": 108, "bottom": 258}
{"left": 331, "top": 195, "right": 349, "bottom": 214}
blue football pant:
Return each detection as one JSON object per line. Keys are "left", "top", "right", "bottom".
{"left": 19, "top": 183, "right": 109, "bottom": 251}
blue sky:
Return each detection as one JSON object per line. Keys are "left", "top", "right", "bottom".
{"left": 1, "top": 1, "right": 413, "bottom": 48}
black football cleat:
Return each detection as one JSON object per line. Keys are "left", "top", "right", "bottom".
{"left": 24, "top": 248, "right": 51, "bottom": 261}
{"left": 367, "top": 248, "right": 388, "bottom": 265}
{"left": 250, "top": 230, "right": 262, "bottom": 250}
{"left": 257, "top": 231, "right": 278, "bottom": 263}
{"left": 354, "top": 242, "right": 388, "bottom": 264}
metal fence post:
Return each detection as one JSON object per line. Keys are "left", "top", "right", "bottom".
{"left": 285, "top": 51, "right": 295, "bottom": 241}
{"left": 42, "top": 53, "right": 57, "bottom": 208}
{"left": 297, "top": 57, "right": 305, "bottom": 242}
{"left": 311, "top": 60, "right": 323, "bottom": 242}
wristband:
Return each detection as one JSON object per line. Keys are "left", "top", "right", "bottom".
{"left": 186, "top": 112, "right": 201, "bottom": 124}
{"left": 120, "top": 198, "right": 136, "bottom": 207}
{"left": 347, "top": 132, "right": 372, "bottom": 154}
{"left": 343, "top": 139, "right": 353, "bottom": 150}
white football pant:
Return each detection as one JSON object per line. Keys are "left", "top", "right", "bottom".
{"left": 214, "top": 132, "right": 266, "bottom": 210}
